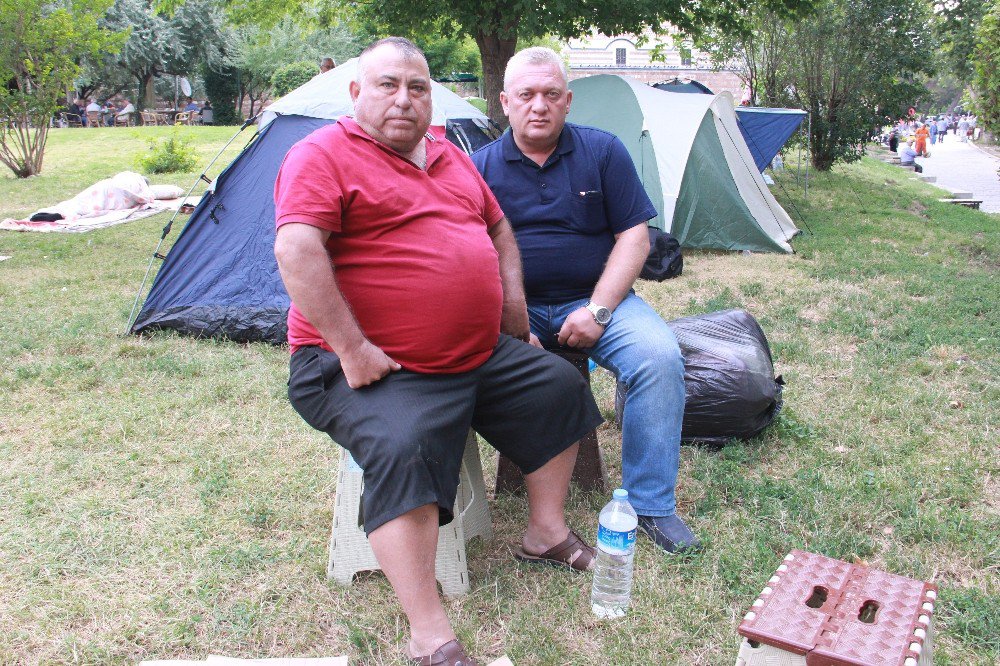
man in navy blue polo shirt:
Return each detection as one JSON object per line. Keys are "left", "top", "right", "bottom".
{"left": 472, "top": 47, "right": 700, "bottom": 554}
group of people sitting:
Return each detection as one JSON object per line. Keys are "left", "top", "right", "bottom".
{"left": 65, "top": 97, "right": 135, "bottom": 127}
{"left": 62, "top": 96, "right": 213, "bottom": 127}
{"left": 274, "top": 38, "right": 699, "bottom": 665}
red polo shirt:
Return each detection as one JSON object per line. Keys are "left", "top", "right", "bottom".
{"left": 274, "top": 117, "right": 505, "bottom": 374}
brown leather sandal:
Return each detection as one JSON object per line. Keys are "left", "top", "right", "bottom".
{"left": 410, "top": 639, "right": 479, "bottom": 666}
{"left": 513, "top": 529, "right": 596, "bottom": 572}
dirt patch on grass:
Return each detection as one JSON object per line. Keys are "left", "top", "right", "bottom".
{"left": 907, "top": 200, "right": 929, "bottom": 218}
{"left": 956, "top": 243, "right": 999, "bottom": 272}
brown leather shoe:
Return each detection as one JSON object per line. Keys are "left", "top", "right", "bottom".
{"left": 410, "top": 639, "right": 480, "bottom": 666}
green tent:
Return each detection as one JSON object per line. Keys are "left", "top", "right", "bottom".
{"left": 567, "top": 75, "right": 799, "bottom": 253}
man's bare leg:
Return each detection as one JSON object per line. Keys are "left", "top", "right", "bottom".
{"left": 521, "top": 442, "right": 579, "bottom": 554}
{"left": 367, "top": 503, "right": 455, "bottom": 658}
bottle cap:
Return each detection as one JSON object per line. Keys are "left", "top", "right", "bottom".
{"left": 613, "top": 488, "right": 628, "bottom": 500}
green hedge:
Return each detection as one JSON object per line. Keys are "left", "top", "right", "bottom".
{"left": 203, "top": 63, "right": 242, "bottom": 126}
{"left": 271, "top": 61, "right": 318, "bottom": 98}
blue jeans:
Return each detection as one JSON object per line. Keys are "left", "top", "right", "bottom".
{"left": 528, "top": 293, "right": 685, "bottom": 517}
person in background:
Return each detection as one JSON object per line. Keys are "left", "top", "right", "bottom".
{"left": 936, "top": 116, "right": 949, "bottom": 143}
{"left": 201, "top": 100, "right": 213, "bottom": 124}
{"left": 67, "top": 98, "right": 85, "bottom": 126}
{"left": 83, "top": 98, "right": 100, "bottom": 126}
{"left": 888, "top": 129, "right": 899, "bottom": 153}
{"left": 183, "top": 97, "right": 200, "bottom": 112}
{"left": 928, "top": 118, "right": 938, "bottom": 145}
{"left": 319, "top": 56, "right": 336, "bottom": 73}
{"left": 958, "top": 116, "right": 970, "bottom": 143}
{"left": 898, "top": 138, "right": 923, "bottom": 173}
{"left": 117, "top": 99, "right": 136, "bottom": 125}
{"left": 914, "top": 122, "right": 929, "bottom": 156}
{"left": 101, "top": 100, "right": 116, "bottom": 126}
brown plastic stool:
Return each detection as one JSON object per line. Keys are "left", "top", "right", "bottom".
{"left": 495, "top": 348, "right": 609, "bottom": 494}
{"left": 736, "top": 549, "right": 937, "bottom": 666}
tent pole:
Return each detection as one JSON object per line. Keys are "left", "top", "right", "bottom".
{"left": 124, "top": 116, "right": 260, "bottom": 336}
{"left": 797, "top": 122, "right": 803, "bottom": 187}
{"left": 805, "top": 112, "right": 811, "bottom": 200}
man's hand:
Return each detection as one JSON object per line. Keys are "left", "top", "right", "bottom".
{"left": 501, "top": 298, "right": 531, "bottom": 343}
{"left": 528, "top": 333, "right": 543, "bottom": 349}
{"left": 339, "top": 339, "right": 401, "bottom": 389}
{"left": 556, "top": 307, "right": 605, "bottom": 349}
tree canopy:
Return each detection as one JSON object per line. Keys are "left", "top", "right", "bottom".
{"left": 0, "top": 0, "right": 120, "bottom": 177}
{"left": 703, "top": 0, "right": 933, "bottom": 170}
{"left": 970, "top": 0, "right": 1000, "bottom": 135}
{"left": 352, "top": 0, "right": 819, "bottom": 124}
{"left": 934, "top": 0, "right": 988, "bottom": 82}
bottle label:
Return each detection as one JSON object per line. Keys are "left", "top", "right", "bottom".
{"left": 597, "top": 523, "right": 636, "bottom": 555}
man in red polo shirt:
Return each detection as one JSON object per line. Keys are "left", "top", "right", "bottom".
{"left": 274, "top": 38, "right": 603, "bottom": 665}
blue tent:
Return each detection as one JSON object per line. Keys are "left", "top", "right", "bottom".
{"left": 652, "top": 78, "right": 715, "bottom": 95}
{"left": 131, "top": 116, "right": 325, "bottom": 342}
{"left": 734, "top": 107, "right": 807, "bottom": 172}
{"left": 652, "top": 79, "right": 806, "bottom": 172}
{"left": 131, "top": 60, "right": 495, "bottom": 343}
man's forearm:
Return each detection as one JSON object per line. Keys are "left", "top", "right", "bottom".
{"left": 489, "top": 218, "right": 527, "bottom": 306}
{"left": 591, "top": 223, "right": 650, "bottom": 311}
{"left": 489, "top": 217, "right": 531, "bottom": 341}
{"left": 274, "top": 226, "right": 367, "bottom": 355}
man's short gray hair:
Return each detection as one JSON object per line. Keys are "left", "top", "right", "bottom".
{"left": 357, "top": 37, "right": 428, "bottom": 80}
{"left": 503, "top": 47, "right": 568, "bottom": 91}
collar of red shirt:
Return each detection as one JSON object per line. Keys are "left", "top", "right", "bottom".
{"left": 338, "top": 116, "right": 446, "bottom": 170}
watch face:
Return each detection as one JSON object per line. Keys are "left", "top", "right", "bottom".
{"left": 595, "top": 307, "right": 612, "bottom": 325}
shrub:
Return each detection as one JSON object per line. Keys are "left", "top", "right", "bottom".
{"left": 271, "top": 61, "right": 318, "bottom": 98}
{"left": 203, "top": 62, "right": 242, "bottom": 125}
{"left": 136, "top": 131, "right": 198, "bottom": 174}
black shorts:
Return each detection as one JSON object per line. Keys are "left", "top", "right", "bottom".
{"left": 288, "top": 334, "right": 604, "bottom": 534}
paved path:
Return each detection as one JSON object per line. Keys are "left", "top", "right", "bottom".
{"left": 916, "top": 133, "right": 1000, "bottom": 213}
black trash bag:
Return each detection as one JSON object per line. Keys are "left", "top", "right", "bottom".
{"left": 640, "top": 227, "right": 683, "bottom": 281}
{"left": 615, "top": 309, "right": 783, "bottom": 445}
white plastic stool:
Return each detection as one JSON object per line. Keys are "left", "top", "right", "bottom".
{"left": 327, "top": 430, "right": 492, "bottom": 597}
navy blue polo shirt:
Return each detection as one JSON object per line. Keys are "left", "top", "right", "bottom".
{"left": 472, "top": 123, "right": 656, "bottom": 304}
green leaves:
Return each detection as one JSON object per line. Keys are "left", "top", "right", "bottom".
{"left": 0, "top": 0, "right": 121, "bottom": 176}
{"left": 970, "top": 0, "right": 1000, "bottom": 135}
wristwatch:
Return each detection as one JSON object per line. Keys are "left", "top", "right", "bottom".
{"left": 585, "top": 301, "right": 612, "bottom": 326}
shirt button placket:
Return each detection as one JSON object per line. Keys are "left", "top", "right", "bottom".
{"left": 539, "top": 174, "right": 552, "bottom": 204}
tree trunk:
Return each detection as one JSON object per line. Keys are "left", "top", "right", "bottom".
{"left": 0, "top": 110, "right": 49, "bottom": 178}
{"left": 475, "top": 30, "right": 518, "bottom": 129}
{"left": 142, "top": 73, "right": 156, "bottom": 110}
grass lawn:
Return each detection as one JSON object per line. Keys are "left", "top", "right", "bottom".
{"left": 0, "top": 130, "right": 997, "bottom": 665}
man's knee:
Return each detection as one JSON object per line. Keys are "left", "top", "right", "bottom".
{"left": 362, "top": 431, "right": 426, "bottom": 473}
{"left": 623, "top": 338, "right": 684, "bottom": 384}
{"left": 540, "top": 352, "right": 590, "bottom": 395}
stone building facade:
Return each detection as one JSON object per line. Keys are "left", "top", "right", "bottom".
{"left": 562, "top": 30, "right": 746, "bottom": 100}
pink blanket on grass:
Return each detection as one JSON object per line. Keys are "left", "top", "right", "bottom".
{"left": 1, "top": 172, "right": 198, "bottom": 233}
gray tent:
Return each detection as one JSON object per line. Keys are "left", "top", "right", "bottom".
{"left": 568, "top": 75, "right": 799, "bottom": 253}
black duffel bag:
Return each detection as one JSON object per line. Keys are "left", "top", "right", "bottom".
{"left": 640, "top": 227, "right": 683, "bottom": 281}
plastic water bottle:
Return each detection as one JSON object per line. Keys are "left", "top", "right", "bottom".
{"left": 590, "top": 488, "right": 638, "bottom": 619}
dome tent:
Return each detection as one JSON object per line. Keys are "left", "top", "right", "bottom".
{"left": 567, "top": 75, "right": 799, "bottom": 253}
{"left": 131, "top": 59, "right": 496, "bottom": 343}
{"left": 651, "top": 79, "right": 807, "bottom": 174}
